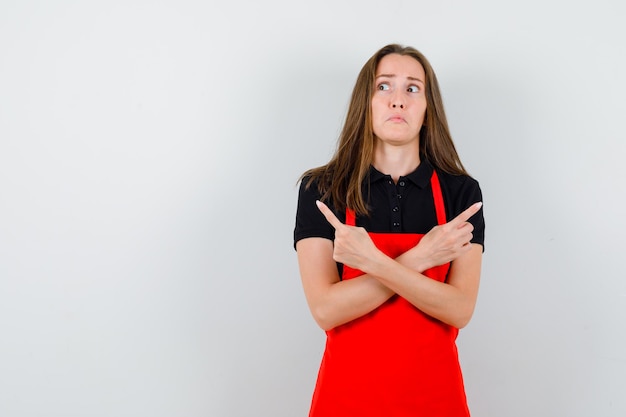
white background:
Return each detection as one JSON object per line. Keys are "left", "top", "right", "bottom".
{"left": 1, "top": 1, "right": 625, "bottom": 416}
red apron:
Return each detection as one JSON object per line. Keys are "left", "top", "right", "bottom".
{"left": 309, "top": 171, "right": 470, "bottom": 417}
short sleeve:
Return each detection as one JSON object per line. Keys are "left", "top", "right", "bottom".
{"left": 293, "top": 178, "right": 336, "bottom": 250}
{"left": 440, "top": 172, "right": 486, "bottom": 251}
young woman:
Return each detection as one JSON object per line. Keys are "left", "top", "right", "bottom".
{"left": 294, "top": 44, "right": 485, "bottom": 416}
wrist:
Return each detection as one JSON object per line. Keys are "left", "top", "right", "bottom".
{"left": 397, "top": 249, "right": 431, "bottom": 273}
{"left": 362, "top": 248, "right": 390, "bottom": 276}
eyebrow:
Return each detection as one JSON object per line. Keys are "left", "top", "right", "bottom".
{"left": 376, "top": 74, "right": 425, "bottom": 83}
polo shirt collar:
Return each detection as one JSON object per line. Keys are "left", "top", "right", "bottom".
{"left": 367, "top": 157, "right": 434, "bottom": 189}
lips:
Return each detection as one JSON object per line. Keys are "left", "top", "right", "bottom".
{"left": 387, "top": 115, "right": 406, "bottom": 123}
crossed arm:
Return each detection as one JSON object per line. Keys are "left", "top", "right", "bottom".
{"left": 296, "top": 201, "right": 483, "bottom": 331}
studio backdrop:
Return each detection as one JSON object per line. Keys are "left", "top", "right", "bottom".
{"left": 1, "top": 1, "right": 624, "bottom": 416}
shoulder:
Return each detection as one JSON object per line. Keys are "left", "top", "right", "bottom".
{"left": 296, "top": 175, "right": 322, "bottom": 214}
{"left": 297, "top": 175, "right": 323, "bottom": 205}
{"left": 437, "top": 169, "right": 481, "bottom": 193}
{"left": 436, "top": 170, "right": 482, "bottom": 208}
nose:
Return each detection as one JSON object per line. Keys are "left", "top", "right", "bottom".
{"left": 390, "top": 91, "right": 405, "bottom": 109}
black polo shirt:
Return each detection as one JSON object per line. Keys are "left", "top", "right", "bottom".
{"left": 294, "top": 159, "right": 485, "bottom": 250}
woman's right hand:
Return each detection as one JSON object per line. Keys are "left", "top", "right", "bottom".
{"left": 315, "top": 200, "right": 385, "bottom": 273}
{"left": 400, "top": 202, "right": 482, "bottom": 272}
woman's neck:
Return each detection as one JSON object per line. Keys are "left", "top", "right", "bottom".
{"left": 372, "top": 142, "right": 421, "bottom": 183}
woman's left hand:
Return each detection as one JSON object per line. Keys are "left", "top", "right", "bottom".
{"left": 316, "top": 200, "right": 383, "bottom": 271}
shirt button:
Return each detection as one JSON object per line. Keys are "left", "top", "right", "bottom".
{"left": 397, "top": 194, "right": 402, "bottom": 199}
{"left": 388, "top": 180, "right": 393, "bottom": 185}
{"left": 393, "top": 222, "right": 400, "bottom": 227}
{"left": 399, "top": 181, "right": 405, "bottom": 186}
{"left": 392, "top": 206, "right": 399, "bottom": 212}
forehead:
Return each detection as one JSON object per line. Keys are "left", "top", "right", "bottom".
{"left": 375, "top": 53, "right": 425, "bottom": 80}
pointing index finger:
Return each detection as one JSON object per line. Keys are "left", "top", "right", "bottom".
{"left": 316, "top": 200, "right": 344, "bottom": 230}
{"left": 450, "top": 202, "right": 483, "bottom": 226}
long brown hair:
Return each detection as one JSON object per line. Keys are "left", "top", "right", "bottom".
{"left": 301, "top": 44, "right": 468, "bottom": 215}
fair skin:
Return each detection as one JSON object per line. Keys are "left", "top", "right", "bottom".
{"left": 297, "top": 53, "right": 483, "bottom": 330}
{"left": 370, "top": 53, "right": 427, "bottom": 179}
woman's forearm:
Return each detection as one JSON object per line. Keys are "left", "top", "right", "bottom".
{"left": 364, "top": 244, "right": 483, "bottom": 328}
{"left": 297, "top": 238, "right": 394, "bottom": 330}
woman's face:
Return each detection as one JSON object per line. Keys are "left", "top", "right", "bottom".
{"left": 371, "top": 53, "right": 427, "bottom": 148}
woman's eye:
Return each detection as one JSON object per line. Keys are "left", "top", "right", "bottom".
{"left": 377, "top": 83, "right": 390, "bottom": 91}
{"left": 407, "top": 85, "right": 420, "bottom": 93}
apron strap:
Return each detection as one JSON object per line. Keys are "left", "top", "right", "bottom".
{"left": 430, "top": 170, "right": 447, "bottom": 225}
{"left": 346, "top": 207, "right": 356, "bottom": 226}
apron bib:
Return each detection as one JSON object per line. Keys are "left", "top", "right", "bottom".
{"left": 309, "top": 170, "right": 470, "bottom": 417}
